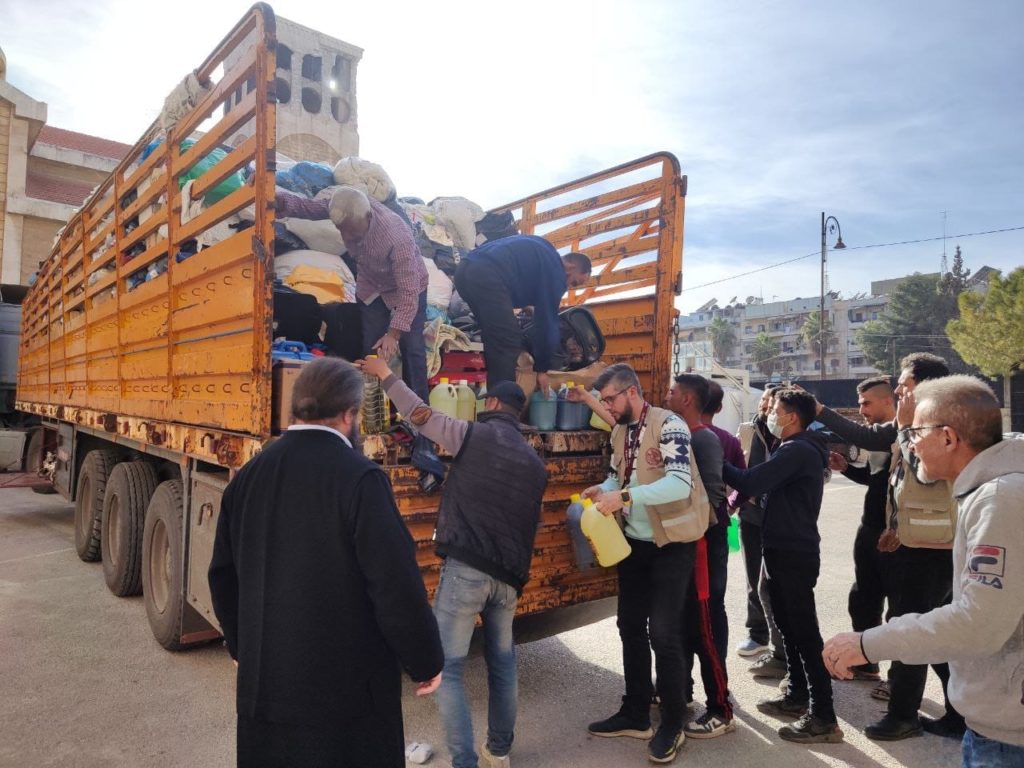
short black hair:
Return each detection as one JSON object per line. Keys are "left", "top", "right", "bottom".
{"left": 764, "top": 382, "right": 782, "bottom": 392}
{"left": 856, "top": 375, "right": 892, "bottom": 395}
{"left": 562, "top": 251, "right": 592, "bottom": 275}
{"left": 899, "top": 352, "right": 949, "bottom": 383}
{"left": 703, "top": 380, "right": 724, "bottom": 415}
{"left": 673, "top": 373, "right": 710, "bottom": 410}
{"left": 774, "top": 388, "right": 817, "bottom": 429}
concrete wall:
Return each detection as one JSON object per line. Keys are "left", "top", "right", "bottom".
{"left": 21, "top": 216, "right": 61, "bottom": 284}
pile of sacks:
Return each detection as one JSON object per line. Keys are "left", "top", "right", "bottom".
{"left": 268, "top": 154, "right": 518, "bottom": 333}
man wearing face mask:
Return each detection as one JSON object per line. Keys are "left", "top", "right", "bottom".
{"left": 810, "top": 353, "right": 965, "bottom": 741}
{"left": 723, "top": 388, "right": 840, "bottom": 744}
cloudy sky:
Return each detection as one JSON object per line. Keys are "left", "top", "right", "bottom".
{"left": 4, "top": 0, "right": 1022, "bottom": 312}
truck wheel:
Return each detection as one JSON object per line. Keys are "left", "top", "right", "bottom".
{"left": 101, "top": 461, "right": 159, "bottom": 596}
{"left": 142, "top": 480, "right": 186, "bottom": 650}
{"left": 74, "top": 449, "right": 119, "bottom": 562}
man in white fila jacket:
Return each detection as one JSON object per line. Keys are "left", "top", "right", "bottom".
{"left": 823, "top": 375, "right": 1024, "bottom": 767}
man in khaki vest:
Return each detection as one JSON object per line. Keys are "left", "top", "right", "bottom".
{"left": 812, "top": 353, "right": 965, "bottom": 741}
{"left": 584, "top": 363, "right": 703, "bottom": 764}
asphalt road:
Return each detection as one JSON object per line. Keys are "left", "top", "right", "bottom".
{"left": 0, "top": 475, "right": 962, "bottom": 768}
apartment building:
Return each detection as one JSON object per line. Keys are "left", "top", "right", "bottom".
{"left": 679, "top": 292, "right": 888, "bottom": 381}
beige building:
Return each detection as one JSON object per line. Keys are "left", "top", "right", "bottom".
{"left": 0, "top": 47, "right": 130, "bottom": 289}
{"left": 679, "top": 292, "right": 888, "bottom": 381}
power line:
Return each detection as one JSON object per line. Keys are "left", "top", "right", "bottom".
{"left": 681, "top": 224, "right": 1024, "bottom": 293}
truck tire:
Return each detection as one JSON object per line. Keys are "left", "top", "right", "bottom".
{"left": 101, "top": 461, "right": 159, "bottom": 597}
{"left": 74, "top": 449, "right": 119, "bottom": 562}
{"left": 142, "top": 480, "right": 186, "bottom": 650}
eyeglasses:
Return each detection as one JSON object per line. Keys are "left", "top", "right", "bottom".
{"left": 599, "top": 388, "right": 629, "bottom": 407}
{"left": 903, "top": 424, "right": 948, "bottom": 444}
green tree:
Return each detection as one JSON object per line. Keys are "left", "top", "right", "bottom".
{"left": 856, "top": 272, "right": 971, "bottom": 374}
{"left": 947, "top": 267, "right": 1024, "bottom": 376}
{"left": 939, "top": 245, "right": 972, "bottom": 299}
{"left": 800, "top": 309, "right": 837, "bottom": 359}
{"left": 708, "top": 316, "right": 737, "bottom": 361}
{"left": 751, "top": 332, "right": 780, "bottom": 377}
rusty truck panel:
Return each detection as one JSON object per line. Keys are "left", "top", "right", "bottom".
{"left": 15, "top": 4, "right": 686, "bottom": 626}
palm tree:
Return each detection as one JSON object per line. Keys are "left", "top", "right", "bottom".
{"left": 751, "top": 332, "right": 780, "bottom": 377}
{"left": 800, "top": 310, "right": 836, "bottom": 358}
{"left": 707, "top": 317, "right": 736, "bottom": 362}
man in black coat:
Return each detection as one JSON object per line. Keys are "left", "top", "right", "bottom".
{"left": 209, "top": 357, "right": 444, "bottom": 768}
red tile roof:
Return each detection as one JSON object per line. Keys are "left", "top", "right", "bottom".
{"left": 36, "top": 125, "right": 132, "bottom": 160}
{"left": 25, "top": 172, "right": 96, "bottom": 207}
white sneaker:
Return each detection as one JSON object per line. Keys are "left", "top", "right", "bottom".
{"left": 684, "top": 710, "right": 737, "bottom": 739}
{"left": 481, "top": 742, "right": 510, "bottom": 768}
{"left": 737, "top": 638, "right": 769, "bottom": 657}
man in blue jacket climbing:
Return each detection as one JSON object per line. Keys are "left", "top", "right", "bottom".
{"left": 722, "top": 388, "right": 841, "bottom": 745}
{"left": 454, "top": 235, "right": 591, "bottom": 391}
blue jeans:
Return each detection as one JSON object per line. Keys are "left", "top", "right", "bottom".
{"left": 434, "top": 558, "right": 518, "bottom": 768}
{"left": 962, "top": 729, "right": 1024, "bottom": 768}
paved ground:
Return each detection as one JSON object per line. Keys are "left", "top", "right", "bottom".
{"left": 0, "top": 476, "right": 961, "bottom": 767}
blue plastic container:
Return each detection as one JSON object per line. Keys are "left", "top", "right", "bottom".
{"left": 528, "top": 390, "right": 558, "bottom": 430}
{"left": 271, "top": 340, "right": 315, "bottom": 362}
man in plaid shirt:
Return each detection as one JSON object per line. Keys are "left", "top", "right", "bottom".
{"left": 277, "top": 187, "right": 429, "bottom": 400}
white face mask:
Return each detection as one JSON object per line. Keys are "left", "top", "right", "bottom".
{"left": 767, "top": 411, "right": 786, "bottom": 438}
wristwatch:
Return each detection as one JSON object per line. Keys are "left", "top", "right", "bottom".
{"left": 620, "top": 489, "right": 631, "bottom": 505}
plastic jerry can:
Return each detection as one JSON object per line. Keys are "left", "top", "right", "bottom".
{"left": 580, "top": 498, "right": 631, "bottom": 567}
{"left": 361, "top": 355, "right": 392, "bottom": 434}
{"left": 528, "top": 389, "right": 557, "bottom": 430}
{"left": 727, "top": 515, "right": 741, "bottom": 553}
{"left": 565, "top": 493, "right": 596, "bottom": 569}
{"left": 429, "top": 377, "right": 459, "bottom": 419}
{"left": 556, "top": 381, "right": 588, "bottom": 430}
{"left": 475, "top": 384, "right": 487, "bottom": 419}
{"left": 455, "top": 379, "right": 476, "bottom": 421}
{"left": 586, "top": 387, "right": 611, "bottom": 432}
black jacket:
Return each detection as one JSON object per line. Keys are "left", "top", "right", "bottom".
{"left": 435, "top": 411, "right": 548, "bottom": 592}
{"left": 843, "top": 451, "right": 891, "bottom": 530}
{"left": 209, "top": 430, "right": 443, "bottom": 728}
{"left": 724, "top": 430, "right": 829, "bottom": 553}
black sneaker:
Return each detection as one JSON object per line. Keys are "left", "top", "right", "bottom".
{"left": 851, "top": 662, "right": 882, "bottom": 681}
{"left": 921, "top": 714, "right": 967, "bottom": 739}
{"left": 756, "top": 696, "right": 808, "bottom": 719}
{"left": 647, "top": 723, "right": 684, "bottom": 763}
{"left": 778, "top": 714, "right": 844, "bottom": 744}
{"left": 749, "top": 653, "right": 788, "bottom": 679}
{"left": 588, "top": 707, "right": 652, "bottom": 739}
{"left": 865, "top": 713, "right": 923, "bottom": 741}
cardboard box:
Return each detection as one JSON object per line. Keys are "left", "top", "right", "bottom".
{"left": 272, "top": 361, "right": 309, "bottom": 434}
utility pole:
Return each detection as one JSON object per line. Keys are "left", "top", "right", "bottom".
{"left": 820, "top": 213, "right": 845, "bottom": 380}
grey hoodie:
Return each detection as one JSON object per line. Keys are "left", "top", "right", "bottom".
{"left": 861, "top": 436, "right": 1024, "bottom": 746}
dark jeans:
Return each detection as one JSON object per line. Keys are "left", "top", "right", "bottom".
{"left": 617, "top": 538, "right": 696, "bottom": 723}
{"left": 739, "top": 518, "right": 769, "bottom": 645}
{"left": 884, "top": 546, "right": 962, "bottom": 723}
{"left": 360, "top": 291, "right": 428, "bottom": 402}
{"left": 454, "top": 260, "right": 522, "bottom": 388}
{"left": 849, "top": 524, "right": 887, "bottom": 633}
{"left": 763, "top": 548, "right": 835, "bottom": 722}
{"left": 682, "top": 529, "right": 731, "bottom": 719}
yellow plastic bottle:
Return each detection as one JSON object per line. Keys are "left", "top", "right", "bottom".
{"left": 579, "top": 498, "right": 631, "bottom": 566}
{"left": 584, "top": 386, "right": 611, "bottom": 432}
{"left": 455, "top": 379, "right": 476, "bottom": 421}
{"left": 429, "top": 377, "right": 459, "bottom": 419}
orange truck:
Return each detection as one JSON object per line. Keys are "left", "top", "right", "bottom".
{"left": 15, "top": 4, "right": 686, "bottom": 650}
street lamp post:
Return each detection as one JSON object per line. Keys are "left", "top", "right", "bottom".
{"left": 820, "top": 212, "right": 845, "bottom": 380}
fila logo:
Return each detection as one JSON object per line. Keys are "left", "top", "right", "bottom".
{"left": 968, "top": 544, "right": 1005, "bottom": 590}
